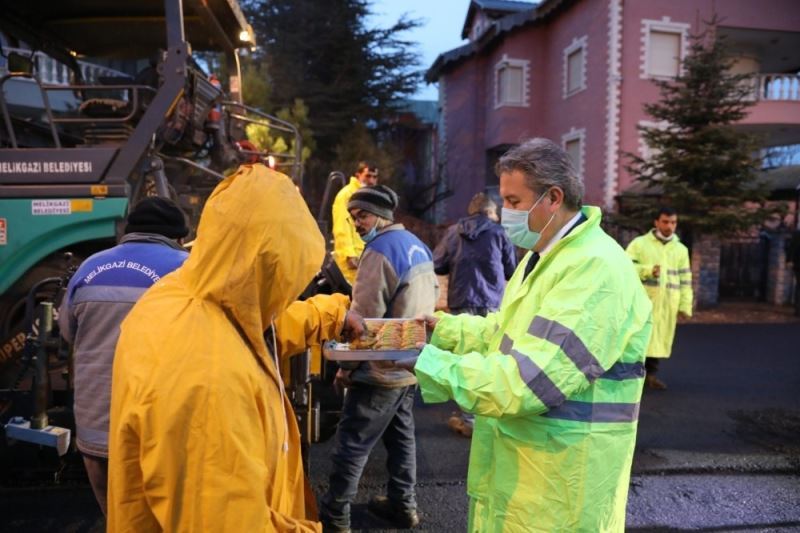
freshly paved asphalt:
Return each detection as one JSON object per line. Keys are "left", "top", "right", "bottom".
{"left": 1, "top": 323, "right": 798, "bottom": 532}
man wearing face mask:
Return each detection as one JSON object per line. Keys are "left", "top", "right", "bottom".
{"left": 319, "top": 185, "right": 438, "bottom": 532}
{"left": 401, "top": 138, "right": 653, "bottom": 532}
{"left": 626, "top": 207, "right": 693, "bottom": 390}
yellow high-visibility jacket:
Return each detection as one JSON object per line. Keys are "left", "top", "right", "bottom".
{"left": 626, "top": 230, "right": 692, "bottom": 358}
{"left": 415, "top": 207, "right": 652, "bottom": 532}
{"left": 331, "top": 177, "right": 364, "bottom": 283}
{"left": 108, "top": 165, "right": 348, "bottom": 532}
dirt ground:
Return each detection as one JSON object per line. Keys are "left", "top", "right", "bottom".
{"left": 437, "top": 276, "right": 799, "bottom": 324}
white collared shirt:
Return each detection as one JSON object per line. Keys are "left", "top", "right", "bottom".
{"left": 540, "top": 211, "right": 583, "bottom": 256}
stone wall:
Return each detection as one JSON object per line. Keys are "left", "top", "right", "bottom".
{"left": 691, "top": 235, "right": 721, "bottom": 309}
{"left": 764, "top": 230, "right": 794, "bottom": 305}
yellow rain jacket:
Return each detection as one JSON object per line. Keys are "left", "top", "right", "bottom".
{"left": 415, "top": 207, "right": 652, "bottom": 532}
{"left": 108, "top": 165, "right": 346, "bottom": 532}
{"left": 331, "top": 177, "right": 364, "bottom": 283}
{"left": 626, "top": 230, "right": 692, "bottom": 358}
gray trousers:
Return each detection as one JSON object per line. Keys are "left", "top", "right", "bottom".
{"left": 82, "top": 453, "right": 108, "bottom": 516}
{"left": 320, "top": 384, "right": 417, "bottom": 529}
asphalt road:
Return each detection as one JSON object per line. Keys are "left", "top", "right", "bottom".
{"left": 2, "top": 323, "right": 799, "bottom": 532}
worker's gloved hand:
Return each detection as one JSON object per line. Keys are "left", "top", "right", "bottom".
{"left": 346, "top": 256, "right": 359, "bottom": 270}
{"left": 394, "top": 356, "right": 419, "bottom": 373}
{"left": 333, "top": 368, "right": 352, "bottom": 395}
{"left": 341, "top": 310, "right": 367, "bottom": 342}
{"left": 652, "top": 264, "right": 661, "bottom": 278}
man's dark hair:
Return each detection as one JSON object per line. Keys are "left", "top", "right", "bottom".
{"left": 495, "top": 138, "right": 583, "bottom": 210}
{"left": 356, "top": 161, "right": 372, "bottom": 174}
{"left": 655, "top": 206, "right": 677, "bottom": 219}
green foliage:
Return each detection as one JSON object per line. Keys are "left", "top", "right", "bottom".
{"left": 242, "top": 0, "right": 422, "bottom": 195}
{"left": 621, "top": 17, "right": 776, "bottom": 239}
{"left": 240, "top": 55, "right": 271, "bottom": 110}
{"left": 333, "top": 123, "right": 402, "bottom": 191}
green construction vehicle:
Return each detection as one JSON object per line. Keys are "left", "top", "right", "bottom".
{"left": 0, "top": 0, "right": 321, "bottom": 483}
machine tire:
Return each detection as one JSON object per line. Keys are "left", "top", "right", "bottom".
{"left": 0, "top": 255, "right": 72, "bottom": 390}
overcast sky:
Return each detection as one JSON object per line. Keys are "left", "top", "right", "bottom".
{"left": 369, "top": 0, "right": 469, "bottom": 101}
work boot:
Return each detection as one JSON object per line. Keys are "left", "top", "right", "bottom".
{"left": 447, "top": 415, "right": 473, "bottom": 437}
{"left": 367, "top": 495, "right": 419, "bottom": 528}
{"left": 319, "top": 511, "right": 350, "bottom": 533}
{"left": 645, "top": 374, "right": 667, "bottom": 390}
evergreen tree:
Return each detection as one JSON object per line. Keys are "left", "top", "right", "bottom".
{"left": 622, "top": 18, "right": 775, "bottom": 240}
{"left": 242, "top": 0, "right": 421, "bottom": 194}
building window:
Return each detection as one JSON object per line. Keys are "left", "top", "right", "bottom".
{"left": 641, "top": 18, "right": 689, "bottom": 79}
{"left": 494, "top": 55, "right": 529, "bottom": 108}
{"left": 563, "top": 36, "right": 587, "bottom": 98}
{"left": 562, "top": 128, "right": 586, "bottom": 179}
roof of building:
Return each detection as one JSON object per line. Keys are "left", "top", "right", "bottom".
{"left": 461, "top": 0, "right": 536, "bottom": 39}
{"left": 398, "top": 99, "right": 439, "bottom": 125}
{"left": 428, "top": 0, "right": 573, "bottom": 82}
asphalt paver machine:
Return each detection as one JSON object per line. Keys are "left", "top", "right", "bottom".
{"left": 0, "top": 0, "right": 311, "bottom": 484}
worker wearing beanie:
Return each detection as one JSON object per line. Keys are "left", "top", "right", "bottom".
{"left": 59, "top": 196, "right": 190, "bottom": 516}
{"left": 320, "top": 185, "right": 438, "bottom": 532}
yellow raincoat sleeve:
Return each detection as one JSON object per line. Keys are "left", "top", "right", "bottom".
{"left": 416, "top": 256, "right": 651, "bottom": 418}
{"left": 275, "top": 293, "right": 349, "bottom": 357}
{"left": 626, "top": 237, "right": 655, "bottom": 280}
{"left": 678, "top": 248, "right": 693, "bottom": 316}
{"left": 331, "top": 181, "right": 360, "bottom": 260}
{"left": 429, "top": 310, "right": 499, "bottom": 354}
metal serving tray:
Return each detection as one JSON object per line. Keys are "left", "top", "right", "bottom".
{"left": 322, "top": 341, "right": 420, "bottom": 362}
{"left": 322, "top": 318, "right": 425, "bottom": 362}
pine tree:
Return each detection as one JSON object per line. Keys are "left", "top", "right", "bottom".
{"left": 242, "top": 0, "right": 421, "bottom": 194}
{"left": 622, "top": 18, "right": 775, "bottom": 241}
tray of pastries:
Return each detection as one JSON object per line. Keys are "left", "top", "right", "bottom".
{"left": 323, "top": 319, "right": 426, "bottom": 361}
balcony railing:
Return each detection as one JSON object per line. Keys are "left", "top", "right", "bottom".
{"left": 753, "top": 73, "right": 800, "bottom": 101}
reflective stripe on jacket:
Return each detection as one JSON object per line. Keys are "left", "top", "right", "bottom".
{"left": 331, "top": 177, "right": 363, "bottom": 283}
{"left": 626, "top": 230, "right": 692, "bottom": 358}
{"left": 415, "top": 206, "right": 652, "bottom": 532}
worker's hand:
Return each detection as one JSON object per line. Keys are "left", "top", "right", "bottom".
{"left": 346, "top": 256, "right": 359, "bottom": 270}
{"left": 394, "top": 356, "right": 419, "bottom": 373}
{"left": 333, "top": 368, "right": 352, "bottom": 395}
{"left": 415, "top": 314, "right": 439, "bottom": 336}
{"left": 341, "top": 310, "right": 366, "bottom": 342}
{"left": 652, "top": 264, "right": 661, "bottom": 278}
{"left": 678, "top": 312, "right": 691, "bottom": 320}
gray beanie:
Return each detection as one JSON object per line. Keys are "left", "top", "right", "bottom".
{"left": 347, "top": 185, "right": 399, "bottom": 221}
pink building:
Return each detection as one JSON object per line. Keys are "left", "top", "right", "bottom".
{"left": 426, "top": 0, "right": 800, "bottom": 223}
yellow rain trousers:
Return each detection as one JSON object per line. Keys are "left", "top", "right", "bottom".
{"left": 415, "top": 207, "right": 653, "bottom": 532}
{"left": 331, "top": 177, "right": 364, "bottom": 283}
{"left": 108, "top": 165, "right": 346, "bottom": 532}
{"left": 626, "top": 230, "right": 692, "bottom": 358}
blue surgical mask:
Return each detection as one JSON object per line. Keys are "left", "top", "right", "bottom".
{"left": 360, "top": 226, "right": 378, "bottom": 243}
{"left": 501, "top": 191, "right": 555, "bottom": 249}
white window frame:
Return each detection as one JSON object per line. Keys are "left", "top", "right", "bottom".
{"left": 494, "top": 54, "right": 530, "bottom": 109}
{"left": 562, "top": 127, "right": 586, "bottom": 179}
{"left": 640, "top": 17, "right": 690, "bottom": 80}
{"left": 563, "top": 35, "right": 588, "bottom": 99}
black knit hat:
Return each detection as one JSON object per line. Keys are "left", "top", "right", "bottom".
{"left": 124, "top": 197, "right": 189, "bottom": 239}
{"left": 348, "top": 185, "right": 399, "bottom": 222}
